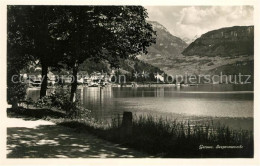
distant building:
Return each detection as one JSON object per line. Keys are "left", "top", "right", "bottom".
{"left": 34, "top": 67, "right": 42, "bottom": 71}
{"left": 47, "top": 71, "right": 56, "bottom": 85}
{"left": 154, "top": 73, "right": 164, "bottom": 82}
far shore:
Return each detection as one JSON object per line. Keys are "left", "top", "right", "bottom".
{"left": 26, "top": 82, "right": 254, "bottom": 89}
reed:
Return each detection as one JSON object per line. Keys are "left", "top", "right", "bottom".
{"left": 8, "top": 108, "right": 253, "bottom": 157}
{"left": 59, "top": 114, "right": 253, "bottom": 157}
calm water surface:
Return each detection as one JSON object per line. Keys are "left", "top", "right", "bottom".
{"left": 27, "top": 84, "right": 253, "bottom": 129}
{"left": 83, "top": 85, "right": 253, "bottom": 118}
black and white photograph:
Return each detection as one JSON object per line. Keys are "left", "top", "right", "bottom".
{"left": 1, "top": 0, "right": 260, "bottom": 165}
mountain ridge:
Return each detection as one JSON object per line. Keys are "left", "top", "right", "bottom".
{"left": 139, "top": 23, "right": 254, "bottom": 76}
{"left": 182, "top": 26, "right": 254, "bottom": 57}
{"left": 138, "top": 21, "right": 188, "bottom": 73}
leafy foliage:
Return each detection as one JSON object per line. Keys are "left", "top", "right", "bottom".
{"left": 7, "top": 6, "right": 34, "bottom": 106}
{"left": 55, "top": 6, "right": 156, "bottom": 100}
{"left": 8, "top": 6, "right": 157, "bottom": 100}
{"left": 34, "top": 87, "right": 90, "bottom": 118}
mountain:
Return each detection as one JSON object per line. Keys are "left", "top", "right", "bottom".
{"left": 139, "top": 25, "right": 254, "bottom": 76}
{"left": 138, "top": 21, "right": 188, "bottom": 72}
{"left": 78, "top": 58, "right": 163, "bottom": 77}
{"left": 182, "top": 26, "right": 254, "bottom": 57}
{"left": 146, "top": 21, "right": 188, "bottom": 57}
{"left": 166, "top": 26, "right": 254, "bottom": 76}
{"left": 78, "top": 25, "right": 254, "bottom": 78}
{"left": 182, "top": 35, "right": 200, "bottom": 44}
{"left": 79, "top": 21, "right": 187, "bottom": 77}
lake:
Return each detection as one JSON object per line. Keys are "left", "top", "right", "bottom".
{"left": 27, "top": 84, "right": 254, "bottom": 130}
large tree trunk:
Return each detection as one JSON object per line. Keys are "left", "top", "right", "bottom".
{"left": 70, "top": 63, "right": 78, "bottom": 102}
{"left": 40, "top": 62, "right": 48, "bottom": 98}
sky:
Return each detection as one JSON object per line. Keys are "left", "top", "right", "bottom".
{"left": 145, "top": 6, "right": 254, "bottom": 42}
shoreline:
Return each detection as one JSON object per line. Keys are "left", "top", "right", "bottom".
{"left": 7, "top": 107, "right": 253, "bottom": 158}
{"left": 26, "top": 82, "right": 254, "bottom": 89}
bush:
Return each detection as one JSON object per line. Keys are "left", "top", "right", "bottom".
{"left": 7, "top": 81, "right": 27, "bottom": 108}
{"left": 34, "top": 87, "right": 91, "bottom": 118}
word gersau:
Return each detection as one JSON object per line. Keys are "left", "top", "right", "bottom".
{"left": 199, "top": 145, "right": 243, "bottom": 150}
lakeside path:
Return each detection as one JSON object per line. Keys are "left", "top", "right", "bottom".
{"left": 7, "top": 116, "right": 150, "bottom": 158}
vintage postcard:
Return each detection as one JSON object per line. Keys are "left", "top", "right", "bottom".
{"left": 0, "top": 0, "right": 259, "bottom": 165}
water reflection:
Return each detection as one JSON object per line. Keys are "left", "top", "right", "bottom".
{"left": 27, "top": 84, "right": 253, "bottom": 129}
{"left": 79, "top": 85, "right": 253, "bottom": 121}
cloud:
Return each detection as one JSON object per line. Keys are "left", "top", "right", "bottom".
{"left": 145, "top": 6, "right": 254, "bottom": 41}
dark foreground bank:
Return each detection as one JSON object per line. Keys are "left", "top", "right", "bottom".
{"left": 7, "top": 107, "right": 253, "bottom": 158}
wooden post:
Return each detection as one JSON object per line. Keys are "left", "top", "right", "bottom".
{"left": 12, "top": 96, "right": 18, "bottom": 109}
{"left": 117, "top": 114, "right": 120, "bottom": 128}
{"left": 121, "top": 111, "right": 133, "bottom": 139}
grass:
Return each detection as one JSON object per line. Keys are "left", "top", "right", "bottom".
{"left": 130, "top": 116, "right": 253, "bottom": 157}
{"left": 7, "top": 108, "right": 253, "bottom": 158}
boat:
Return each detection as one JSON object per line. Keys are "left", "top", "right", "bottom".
{"left": 31, "top": 80, "right": 41, "bottom": 87}
{"left": 88, "top": 80, "right": 99, "bottom": 87}
{"left": 88, "top": 83, "right": 99, "bottom": 87}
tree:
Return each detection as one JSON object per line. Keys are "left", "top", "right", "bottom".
{"left": 7, "top": 6, "right": 33, "bottom": 107}
{"left": 8, "top": 6, "right": 156, "bottom": 103}
{"left": 57, "top": 6, "right": 156, "bottom": 101}
{"left": 7, "top": 6, "right": 67, "bottom": 98}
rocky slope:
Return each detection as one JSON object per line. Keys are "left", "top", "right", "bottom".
{"left": 138, "top": 21, "right": 188, "bottom": 72}
{"left": 78, "top": 58, "right": 163, "bottom": 75}
{"left": 146, "top": 21, "right": 188, "bottom": 57}
{"left": 139, "top": 25, "right": 254, "bottom": 76}
{"left": 182, "top": 26, "right": 254, "bottom": 57}
{"left": 81, "top": 25, "right": 254, "bottom": 77}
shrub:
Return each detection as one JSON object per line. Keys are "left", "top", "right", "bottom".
{"left": 7, "top": 82, "right": 27, "bottom": 108}
{"left": 34, "top": 87, "right": 91, "bottom": 118}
